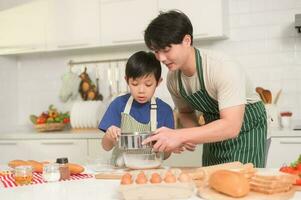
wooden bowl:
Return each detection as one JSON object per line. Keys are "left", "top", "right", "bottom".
{"left": 34, "top": 123, "right": 65, "bottom": 132}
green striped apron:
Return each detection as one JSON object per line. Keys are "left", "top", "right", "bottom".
{"left": 178, "top": 49, "right": 267, "bottom": 167}
{"left": 110, "top": 96, "right": 157, "bottom": 167}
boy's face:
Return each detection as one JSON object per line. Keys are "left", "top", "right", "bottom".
{"left": 127, "top": 73, "right": 160, "bottom": 104}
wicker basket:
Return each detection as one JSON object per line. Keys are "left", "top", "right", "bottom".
{"left": 34, "top": 123, "right": 66, "bottom": 132}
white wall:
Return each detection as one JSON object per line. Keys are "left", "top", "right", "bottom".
{"left": 0, "top": 0, "right": 301, "bottom": 131}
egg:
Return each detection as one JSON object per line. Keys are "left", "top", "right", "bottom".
{"left": 150, "top": 173, "right": 162, "bottom": 184}
{"left": 178, "top": 172, "right": 192, "bottom": 183}
{"left": 164, "top": 173, "right": 177, "bottom": 183}
{"left": 135, "top": 171, "right": 147, "bottom": 184}
{"left": 120, "top": 173, "right": 132, "bottom": 185}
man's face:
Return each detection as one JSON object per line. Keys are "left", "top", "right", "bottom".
{"left": 127, "top": 74, "right": 159, "bottom": 104}
{"left": 153, "top": 35, "right": 191, "bottom": 71}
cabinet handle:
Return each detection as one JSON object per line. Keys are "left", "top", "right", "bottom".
{"left": 280, "top": 141, "right": 301, "bottom": 144}
{"left": 0, "top": 142, "right": 17, "bottom": 145}
{"left": 194, "top": 33, "right": 209, "bottom": 37}
{"left": 113, "top": 39, "right": 143, "bottom": 44}
{"left": 57, "top": 43, "right": 88, "bottom": 49}
{"left": 41, "top": 142, "right": 75, "bottom": 145}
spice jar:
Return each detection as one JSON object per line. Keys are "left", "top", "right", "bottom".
{"left": 56, "top": 157, "right": 70, "bottom": 180}
{"left": 42, "top": 163, "right": 60, "bottom": 182}
{"left": 14, "top": 165, "right": 33, "bottom": 185}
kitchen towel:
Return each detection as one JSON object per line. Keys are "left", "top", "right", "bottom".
{"left": 0, "top": 172, "right": 93, "bottom": 188}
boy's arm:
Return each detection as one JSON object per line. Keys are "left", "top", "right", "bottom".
{"left": 101, "top": 132, "right": 115, "bottom": 151}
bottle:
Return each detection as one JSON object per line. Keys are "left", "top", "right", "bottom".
{"left": 56, "top": 157, "right": 70, "bottom": 180}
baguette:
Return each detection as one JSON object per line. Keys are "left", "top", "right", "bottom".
{"left": 209, "top": 170, "right": 250, "bottom": 198}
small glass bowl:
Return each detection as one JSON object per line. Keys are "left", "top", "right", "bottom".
{"left": 42, "top": 163, "right": 60, "bottom": 182}
{"left": 14, "top": 165, "right": 33, "bottom": 185}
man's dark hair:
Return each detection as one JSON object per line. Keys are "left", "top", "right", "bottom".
{"left": 125, "top": 51, "right": 161, "bottom": 84}
{"left": 144, "top": 10, "right": 193, "bottom": 51}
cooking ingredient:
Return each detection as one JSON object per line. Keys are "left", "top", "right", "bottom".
{"left": 29, "top": 105, "right": 70, "bottom": 125}
{"left": 121, "top": 173, "right": 132, "bottom": 185}
{"left": 56, "top": 157, "right": 70, "bottom": 180}
{"left": 279, "top": 154, "right": 301, "bottom": 185}
{"left": 43, "top": 163, "right": 60, "bottom": 182}
{"left": 27, "top": 160, "right": 43, "bottom": 173}
{"left": 8, "top": 160, "right": 29, "bottom": 168}
{"left": 14, "top": 165, "right": 33, "bottom": 185}
{"left": 209, "top": 170, "right": 250, "bottom": 198}
{"left": 150, "top": 173, "right": 162, "bottom": 184}
{"left": 178, "top": 172, "right": 191, "bottom": 182}
{"left": 68, "top": 163, "right": 84, "bottom": 174}
{"left": 135, "top": 171, "right": 147, "bottom": 184}
{"left": 164, "top": 173, "right": 176, "bottom": 183}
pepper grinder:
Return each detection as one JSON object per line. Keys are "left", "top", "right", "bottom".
{"left": 56, "top": 157, "right": 70, "bottom": 181}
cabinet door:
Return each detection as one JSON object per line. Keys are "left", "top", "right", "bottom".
{"left": 266, "top": 137, "right": 301, "bottom": 168}
{"left": 163, "top": 145, "right": 202, "bottom": 167}
{"left": 46, "top": 0, "right": 100, "bottom": 50}
{"left": 87, "top": 138, "right": 111, "bottom": 161}
{"left": 158, "top": 0, "right": 228, "bottom": 39}
{"left": 0, "top": 0, "right": 47, "bottom": 53}
{"left": 100, "top": 0, "right": 158, "bottom": 45}
{"left": 0, "top": 140, "right": 30, "bottom": 164}
{"left": 27, "top": 139, "right": 88, "bottom": 164}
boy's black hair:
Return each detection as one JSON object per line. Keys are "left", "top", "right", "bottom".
{"left": 125, "top": 51, "right": 161, "bottom": 84}
{"left": 144, "top": 10, "right": 193, "bottom": 51}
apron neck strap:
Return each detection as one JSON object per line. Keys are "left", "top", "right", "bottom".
{"left": 123, "top": 96, "right": 157, "bottom": 131}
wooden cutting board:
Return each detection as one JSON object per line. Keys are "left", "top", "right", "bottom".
{"left": 198, "top": 186, "right": 296, "bottom": 200}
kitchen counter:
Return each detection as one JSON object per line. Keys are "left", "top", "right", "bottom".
{"left": 0, "top": 176, "right": 300, "bottom": 200}
{"left": 0, "top": 128, "right": 104, "bottom": 140}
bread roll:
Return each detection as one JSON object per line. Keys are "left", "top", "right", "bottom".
{"left": 8, "top": 160, "right": 29, "bottom": 168}
{"left": 27, "top": 160, "right": 43, "bottom": 173}
{"left": 209, "top": 170, "right": 250, "bottom": 197}
{"left": 68, "top": 163, "right": 84, "bottom": 174}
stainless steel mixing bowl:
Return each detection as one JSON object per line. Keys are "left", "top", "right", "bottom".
{"left": 118, "top": 131, "right": 153, "bottom": 150}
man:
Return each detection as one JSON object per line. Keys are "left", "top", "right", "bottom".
{"left": 142, "top": 10, "right": 267, "bottom": 167}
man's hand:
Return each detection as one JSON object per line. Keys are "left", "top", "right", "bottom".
{"left": 143, "top": 127, "right": 185, "bottom": 152}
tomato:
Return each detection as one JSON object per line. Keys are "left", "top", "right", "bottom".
{"left": 63, "top": 118, "right": 70, "bottom": 124}
{"left": 36, "top": 117, "right": 46, "bottom": 124}
{"left": 280, "top": 166, "right": 297, "bottom": 174}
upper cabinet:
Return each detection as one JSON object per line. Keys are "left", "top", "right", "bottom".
{"left": 46, "top": 0, "right": 100, "bottom": 50}
{"left": 0, "top": 0, "right": 228, "bottom": 55}
{"left": 0, "top": 0, "right": 47, "bottom": 54}
{"left": 100, "top": 0, "right": 158, "bottom": 46}
{"left": 158, "top": 0, "right": 228, "bottom": 40}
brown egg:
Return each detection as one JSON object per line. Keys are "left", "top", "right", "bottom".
{"left": 150, "top": 173, "right": 162, "bottom": 184}
{"left": 120, "top": 173, "right": 132, "bottom": 185}
{"left": 135, "top": 175, "right": 147, "bottom": 184}
{"left": 178, "top": 172, "right": 192, "bottom": 182}
{"left": 164, "top": 174, "right": 177, "bottom": 183}
{"left": 164, "top": 170, "right": 173, "bottom": 177}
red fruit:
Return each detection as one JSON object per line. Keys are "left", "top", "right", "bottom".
{"left": 296, "top": 163, "right": 301, "bottom": 172}
{"left": 280, "top": 166, "right": 297, "bottom": 174}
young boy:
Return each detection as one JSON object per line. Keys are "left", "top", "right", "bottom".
{"left": 99, "top": 51, "right": 174, "bottom": 167}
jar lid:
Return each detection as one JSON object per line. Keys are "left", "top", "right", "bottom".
{"left": 56, "top": 157, "right": 69, "bottom": 164}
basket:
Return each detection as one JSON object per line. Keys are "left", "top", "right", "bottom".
{"left": 34, "top": 123, "right": 66, "bottom": 132}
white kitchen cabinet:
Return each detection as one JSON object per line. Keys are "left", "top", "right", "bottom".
{"left": 46, "top": 0, "right": 100, "bottom": 50}
{"left": 266, "top": 136, "right": 301, "bottom": 168}
{"left": 158, "top": 0, "right": 228, "bottom": 40}
{"left": 87, "top": 138, "right": 111, "bottom": 161}
{"left": 0, "top": 0, "right": 47, "bottom": 54}
{"left": 163, "top": 145, "right": 203, "bottom": 167}
{"left": 0, "top": 140, "right": 30, "bottom": 164}
{"left": 27, "top": 139, "right": 88, "bottom": 164}
{"left": 100, "top": 0, "right": 158, "bottom": 46}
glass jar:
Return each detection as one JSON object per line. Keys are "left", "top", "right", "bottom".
{"left": 43, "top": 163, "right": 60, "bottom": 182}
{"left": 14, "top": 165, "right": 33, "bottom": 185}
{"left": 56, "top": 157, "right": 70, "bottom": 180}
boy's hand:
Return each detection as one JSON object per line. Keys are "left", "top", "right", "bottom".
{"left": 105, "top": 125, "right": 121, "bottom": 143}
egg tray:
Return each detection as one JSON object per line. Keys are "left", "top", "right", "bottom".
{"left": 119, "top": 169, "right": 196, "bottom": 200}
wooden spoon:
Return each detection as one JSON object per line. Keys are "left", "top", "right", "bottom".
{"left": 255, "top": 87, "right": 267, "bottom": 104}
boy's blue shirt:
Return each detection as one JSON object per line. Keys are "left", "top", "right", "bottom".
{"left": 99, "top": 93, "right": 174, "bottom": 131}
